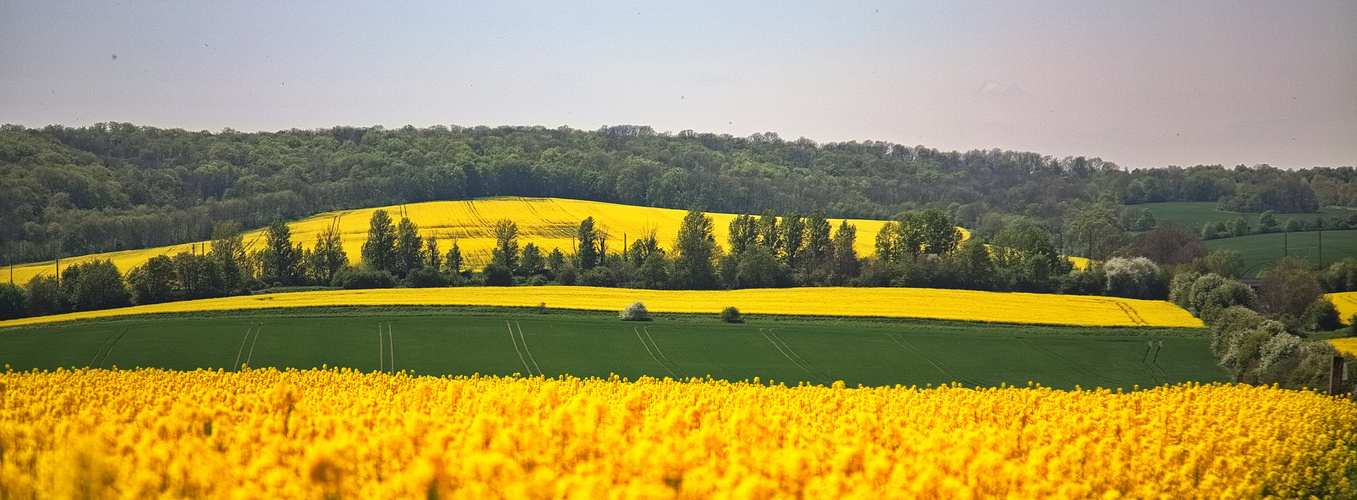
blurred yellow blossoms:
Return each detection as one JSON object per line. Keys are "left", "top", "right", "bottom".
{"left": 1, "top": 367, "right": 1353, "bottom": 498}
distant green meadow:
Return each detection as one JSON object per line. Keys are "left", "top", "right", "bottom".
{"left": 1136, "top": 201, "right": 1351, "bottom": 231}
{"left": 1205, "top": 230, "right": 1357, "bottom": 276}
{"left": 0, "top": 307, "right": 1225, "bottom": 390}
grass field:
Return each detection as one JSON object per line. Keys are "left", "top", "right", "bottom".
{"left": 0, "top": 308, "right": 1223, "bottom": 390}
{"left": 1205, "top": 229, "right": 1357, "bottom": 276}
{"left": 1136, "top": 201, "right": 1351, "bottom": 230}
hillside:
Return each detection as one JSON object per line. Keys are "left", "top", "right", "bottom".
{"left": 2, "top": 123, "right": 1346, "bottom": 266}
{"left": 5, "top": 197, "right": 917, "bottom": 285}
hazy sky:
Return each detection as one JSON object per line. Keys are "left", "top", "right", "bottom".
{"left": 2, "top": 1, "right": 1354, "bottom": 169}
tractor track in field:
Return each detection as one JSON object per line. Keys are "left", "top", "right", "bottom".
{"left": 885, "top": 332, "right": 979, "bottom": 387}
{"left": 1115, "top": 302, "right": 1149, "bottom": 326}
{"left": 233, "top": 323, "right": 261, "bottom": 371}
{"left": 759, "top": 328, "right": 832, "bottom": 385}
{"left": 90, "top": 328, "right": 129, "bottom": 369}
{"left": 634, "top": 326, "right": 688, "bottom": 380}
{"left": 1018, "top": 338, "right": 1123, "bottom": 387}
{"left": 507, "top": 321, "right": 542, "bottom": 377}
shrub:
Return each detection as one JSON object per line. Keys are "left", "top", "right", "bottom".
{"left": 620, "top": 301, "right": 650, "bottom": 321}
{"left": 482, "top": 263, "right": 513, "bottom": 287}
{"left": 720, "top": 306, "right": 743, "bottom": 323}
{"left": 1103, "top": 257, "right": 1163, "bottom": 299}
{"left": 0, "top": 282, "right": 27, "bottom": 320}
{"left": 331, "top": 267, "right": 396, "bottom": 289}
{"left": 1301, "top": 299, "right": 1341, "bottom": 332}
{"left": 579, "top": 267, "right": 617, "bottom": 287}
{"left": 404, "top": 267, "right": 448, "bottom": 288}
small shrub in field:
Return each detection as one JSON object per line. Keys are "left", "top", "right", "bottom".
{"left": 620, "top": 301, "right": 650, "bottom": 321}
{"left": 720, "top": 307, "right": 743, "bottom": 323}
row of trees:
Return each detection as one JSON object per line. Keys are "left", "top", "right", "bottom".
{"left": 3, "top": 122, "right": 1344, "bottom": 266}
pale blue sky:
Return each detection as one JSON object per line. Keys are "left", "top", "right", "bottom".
{"left": 2, "top": 1, "right": 1354, "bottom": 169}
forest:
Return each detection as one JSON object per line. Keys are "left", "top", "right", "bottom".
{"left": 1, "top": 122, "right": 1348, "bottom": 263}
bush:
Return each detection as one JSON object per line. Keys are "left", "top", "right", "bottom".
{"left": 0, "top": 282, "right": 27, "bottom": 320}
{"left": 720, "top": 306, "right": 743, "bottom": 323}
{"left": 620, "top": 301, "right": 650, "bottom": 321}
{"left": 482, "top": 263, "right": 513, "bottom": 287}
{"left": 1301, "top": 299, "right": 1341, "bottom": 332}
{"left": 1103, "top": 257, "right": 1164, "bottom": 299}
{"left": 404, "top": 267, "right": 448, "bottom": 288}
{"left": 579, "top": 267, "right": 617, "bottom": 287}
{"left": 331, "top": 267, "right": 396, "bottom": 289}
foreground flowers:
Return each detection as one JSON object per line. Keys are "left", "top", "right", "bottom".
{"left": 2, "top": 368, "right": 1353, "bottom": 498}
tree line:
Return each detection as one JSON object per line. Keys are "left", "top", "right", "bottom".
{"left": 2, "top": 122, "right": 1347, "bottom": 265}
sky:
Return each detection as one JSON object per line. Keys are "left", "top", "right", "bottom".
{"left": 1, "top": 1, "right": 1354, "bottom": 169}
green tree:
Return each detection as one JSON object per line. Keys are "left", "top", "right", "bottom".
{"left": 577, "top": 217, "right": 601, "bottom": 270}
{"left": 491, "top": 219, "right": 520, "bottom": 272}
{"left": 919, "top": 208, "right": 962, "bottom": 256}
{"left": 210, "top": 221, "right": 248, "bottom": 294}
{"left": 780, "top": 210, "right": 805, "bottom": 267}
{"left": 727, "top": 215, "right": 759, "bottom": 256}
{"left": 393, "top": 217, "right": 424, "bottom": 278}
{"left": 444, "top": 241, "right": 464, "bottom": 278}
{"left": 308, "top": 223, "right": 349, "bottom": 285}
{"left": 259, "top": 220, "right": 304, "bottom": 286}
{"left": 361, "top": 210, "right": 397, "bottom": 273}
{"left": 1067, "top": 205, "right": 1124, "bottom": 260}
{"left": 1259, "top": 210, "right": 1278, "bottom": 232}
{"left": 520, "top": 243, "right": 545, "bottom": 277}
{"left": 757, "top": 209, "right": 781, "bottom": 255}
{"left": 60, "top": 259, "right": 130, "bottom": 311}
{"left": 803, "top": 209, "right": 832, "bottom": 268}
{"left": 672, "top": 207, "right": 719, "bottom": 290}
{"left": 0, "top": 282, "right": 28, "bottom": 320}
{"left": 425, "top": 237, "right": 441, "bottom": 272}
{"left": 626, "top": 231, "right": 663, "bottom": 264}
{"left": 25, "top": 275, "right": 64, "bottom": 316}
{"left": 126, "top": 255, "right": 176, "bottom": 305}
{"left": 1258, "top": 258, "right": 1322, "bottom": 320}
{"left": 830, "top": 220, "right": 860, "bottom": 284}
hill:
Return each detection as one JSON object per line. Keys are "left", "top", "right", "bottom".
{"left": 5, "top": 197, "right": 916, "bottom": 285}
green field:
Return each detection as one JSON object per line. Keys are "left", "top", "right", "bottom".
{"left": 0, "top": 308, "right": 1225, "bottom": 390}
{"left": 1205, "top": 229, "right": 1357, "bottom": 276}
{"left": 1137, "top": 202, "right": 1351, "bottom": 230}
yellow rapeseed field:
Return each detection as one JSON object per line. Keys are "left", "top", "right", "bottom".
{"left": 4, "top": 198, "right": 917, "bottom": 284}
{"left": 1331, "top": 337, "right": 1357, "bottom": 356}
{"left": 0, "top": 286, "right": 1203, "bottom": 329}
{"left": 1, "top": 368, "right": 1354, "bottom": 499}
{"left": 1328, "top": 291, "right": 1357, "bottom": 325}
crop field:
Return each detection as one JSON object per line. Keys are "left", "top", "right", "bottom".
{"left": 0, "top": 286, "right": 1203, "bottom": 329}
{"left": 4, "top": 198, "right": 920, "bottom": 284}
{"left": 1136, "top": 201, "right": 1351, "bottom": 231}
{"left": 0, "top": 309, "right": 1222, "bottom": 390}
{"left": 1207, "top": 230, "right": 1357, "bottom": 277}
{"left": 1330, "top": 337, "right": 1357, "bottom": 356}
{"left": 2, "top": 368, "right": 1352, "bottom": 498}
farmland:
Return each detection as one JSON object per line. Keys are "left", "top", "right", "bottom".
{"left": 1136, "top": 201, "right": 1351, "bottom": 230}
{"left": 0, "top": 307, "right": 1221, "bottom": 390}
{"left": 3, "top": 197, "right": 917, "bottom": 285}
{"left": 0, "top": 285, "right": 1202, "bottom": 329}
{"left": 1, "top": 368, "right": 1352, "bottom": 498}
{"left": 1207, "top": 229, "right": 1357, "bottom": 277}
